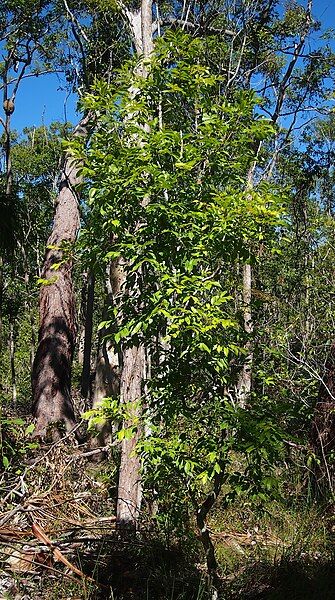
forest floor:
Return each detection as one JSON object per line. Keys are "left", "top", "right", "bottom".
{"left": 1, "top": 425, "right": 335, "bottom": 600}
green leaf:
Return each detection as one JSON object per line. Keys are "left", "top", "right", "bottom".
{"left": 25, "top": 423, "right": 35, "bottom": 435}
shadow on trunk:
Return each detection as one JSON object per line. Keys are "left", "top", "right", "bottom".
{"left": 32, "top": 315, "right": 78, "bottom": 439}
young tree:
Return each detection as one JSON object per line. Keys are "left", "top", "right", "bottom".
{"left": 80, "top": 32, "right": 284, "bottom": 578}
{"left": 76, "top": 1, "right": 335, "bottom": 557}
{"left": 114, "top": 0, "right": 154, "bottom": 528}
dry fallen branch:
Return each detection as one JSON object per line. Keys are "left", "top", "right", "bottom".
{"left": 0, "top": 438, "right": 115, "bottom": 594}
{"left": 31, "top": 522, "right": 98, "bottom": 584}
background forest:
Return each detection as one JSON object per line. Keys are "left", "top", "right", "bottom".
{"left": 2, "top": 0, "right": 335, "bottom": 598}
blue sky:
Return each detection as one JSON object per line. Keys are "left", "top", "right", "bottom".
{"left": 11, "top": 73, "right": 78, "bottom": 132}
{"left": 5, "top": 0, "right": 335, "bottom": 133}
{"left": 315, "top": 0, "right": 335, "bottom": 22}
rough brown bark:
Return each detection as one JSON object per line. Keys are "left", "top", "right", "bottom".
{"left": 32, "top": 115, "right": 91, "bottom": 438}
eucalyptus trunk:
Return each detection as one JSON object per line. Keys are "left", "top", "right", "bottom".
{"left": 237, "top": 262, "right": 253, "bottom": 406}
{"left": 89, "top": 263, "right": 121, "bottom": 454}
{"left": 80, "top": 272, "right": 95, "bottom": 399}
{"left": 0, "top": 96, "right": 14, "bottom": 351}
{"left": 116, "top": 0, "right": 153, "bottom": 528}
{"left": 90, "top": 335, "right": 119, "bottom": 452}
{"left": 32, "top": 115, "right": 91, "bottom": 438}
{"left": 116, "top": 345, "right": 145, "bottom": 525}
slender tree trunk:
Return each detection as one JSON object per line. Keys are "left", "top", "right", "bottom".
{"left": 9, "top": 314, "right": 17, "bottom": 407}
{"left": 312, "top": 343, "right": 335, "bottom": 493}
{"left": 4, "top": 104, "right": 13, "bottom": 197}
{"left": 192, "top": 466, "right": 225, "bottom": 598}
{"left": 116, "top": 0, "right": 153, "bottom": 528}
{"left": 19, "top": 244, "right": 36, "bottom": 370}
{"left": 93, "top": 338, "right": 119, "bottom": 406}
{"left": 237, "top": 159, "right": 255, "bottom": 406}
{"left": 2, "top": 95, "right": 16, "bottom": 406}
{"left": 304, "top": 254, "right": 314, "bottom": 345}
{"left": 0, "top": 97, "right": 13, "bottom": 352}
{"left": 78, "top": 327, "right": 85, "bottom": 366}
{"left": 237, "top": 262, "right": 253, "bottom": 406}
{"left": 25, "top": 271, "right": 36, "bottom": 371}
{"left": 78, "top": 272, "right": 88, "bottom": 366}
{"left": 32, "top": 115, "right": 91, "bottom": 438}
{"left": 117, "top": 344, "right": 144, "bottom": 525}
{"left": 234, "top": 7, "right": 312, "bottom": 407}
{"left": 81, "top": 272, "right": 95, "bottom": 398}
{"left": 89, "top": 334, "right": 119, "bottom": 451}
{"left": 91, "top": 334, "right": 119, "bottom": 402}
{"left": 115, "top": 276, "right": 146, "bottom": 525}
{"left": 89, "top": 264, "right": 121, "bottom": 453}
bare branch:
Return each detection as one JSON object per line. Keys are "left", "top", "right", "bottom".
{"left": 271, "top": 0, "right": 313, "bottom": 125}
{"left": 0, "top": 68, "right": 64, "bottom": 90}
{"left": 63, "top": 0, "right": 89, "bottom": 43}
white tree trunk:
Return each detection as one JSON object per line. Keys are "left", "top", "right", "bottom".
{"left": 116, "top": 0, "right": 153, "bottom": 528}
{"left": 237, "top": 262, "right": 253, "bottom": 407}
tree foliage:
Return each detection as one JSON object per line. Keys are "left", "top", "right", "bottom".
{"left": 80, "top": 32, "right": 286, "bottom": 530}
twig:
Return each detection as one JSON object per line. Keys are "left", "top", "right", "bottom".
{"left": 75, "top": 446, "right": 109, "bottom": 458}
